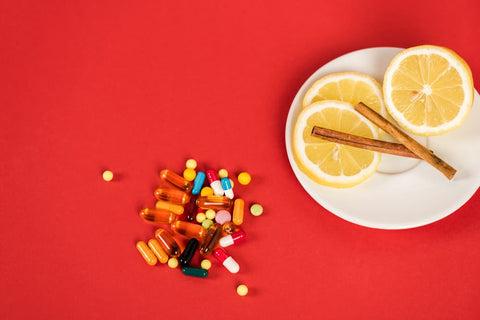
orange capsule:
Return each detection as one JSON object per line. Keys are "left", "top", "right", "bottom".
{"left": 154, "top": 188, "right": 190, "bottom": 205}
{"left": 155, "top": 200, "right": 184, "bottom": 215}
{"left": 148, "top": 239, "right": 169, "bottom": 264}
{"left": 171, "top": 220, "right": 207, "bottom": 240}
{"left": 222, "top": 221, "right": 237, "bottom": 235}
{"left": 232, "top": 198, "right": 244, "bottom": 225}
{"left": 155, "top": 229, "right": 181, "bottom": 257}
{"left": 139, "top": 208, "right": 177, "bottom": 225}
{"left": 199, "top": 223, "right": 222, "bottom": 255}
{"left": 196, "top": 195, "right": 233, "bottom": 210}
{"left": 160, "top": 169, "right": 193, "bottom": 192}
{"left": 136, "top": 241, "right": 158, "bottom": 266}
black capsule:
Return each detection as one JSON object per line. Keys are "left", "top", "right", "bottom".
{"left": 179, "top": 238, "right": 199, "bottom": 267}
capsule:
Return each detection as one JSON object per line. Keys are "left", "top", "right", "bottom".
{"left": 232, "top": 198, "right": 244, "bottom": 225}
{"left": 160, "top": 169, "right": 193, "bottom": 192}
{"left": 155, "top": 200, "right": 184, "bottom": 215}
{"left": 196, "top": 195, "right": 233, "bottom": 210}
{"left": 136, "top": 241, "right": 158, "bottom": 266}
{"left": 221, "top": 177, "right": 234, "bottom": 199}
{"left": 171, "top": 220, "right": 207, "bottom": 239}
{"left": 179, "top": 238, "right": 199, "bottom": 267}
{"left": 184, "top": 196, "right": 198, "bottom": 222}
{"left": 199, "top": 223, "right": 222, "bottom": 255}
{"left": 182, "top": 267, "right": 208, "bottom": 278}
{"left": 214, "top": 247, "right": 239, "bottom": 273}
{"left": 206, "top": 169, "right": 224, "bottom": 196}
{"left": 154, "top": 229, "right": 181, "bottom": 257}
{"left": 154, "top": 187, "right": 190, "bottom": 205}
{"left": 147, "top": 239, "right": 169, "bottom": 263}
{"left": 139, "top": 208, "right": 177, "bottom": 225}
{"left": 222, "top": 221, "right": 237, "bottom": 234}
{"left": 192, "top": 171, "right": 206, "bottom": 195}
{"left": 219, "top": 230, "right": 246, "bottom": 247}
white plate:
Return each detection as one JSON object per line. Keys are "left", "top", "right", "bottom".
{"left": 285, "top": 47, "right": 480, "bottom": 229}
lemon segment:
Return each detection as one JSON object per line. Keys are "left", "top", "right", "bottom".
{"left": 383, "top": 45, "right": 474, "bottom": 136}
{"left": 302, "top": 72, "right": 387, "bottom": 119}
{"left": 293, "top": 100, "right": 381, "bottom": 188}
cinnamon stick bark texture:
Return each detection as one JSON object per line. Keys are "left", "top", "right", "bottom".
{"left": 354, "top": 102, "right": 456, "bottom": 180}
{"left": 311, "top": 126, "right": 420, "bottom": 158}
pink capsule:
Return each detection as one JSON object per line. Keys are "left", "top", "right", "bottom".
{"left": 214, "top": 247, "right": 239, "bottom": 273}
{"left": 206, "top": 169, "right": 224, "bottom": 196}
{"left": 219, "top": 230, "right": 246, "bottom": 247}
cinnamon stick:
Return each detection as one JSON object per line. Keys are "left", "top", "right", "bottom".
{"left": 311, "top": 126, "right": 420, "bottom": 158}
{"left": 354, "top": 102, "right": 456, "bottom": 180}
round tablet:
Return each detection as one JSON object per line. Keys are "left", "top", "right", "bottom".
{"left": 237, "top": 284, "right": 248, "bottom": 296}
{"left": 215, "top": 210, "right": 232, "bottom": 225}
{"left": 250, "top": 204, "right": 263, "bottom": 216}
{"left": 102, "top": 170, "right": 114, "bottom": 181}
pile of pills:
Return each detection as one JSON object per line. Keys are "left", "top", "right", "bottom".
{"left": 135, "top": 159, "right": 263, "bottom": 296}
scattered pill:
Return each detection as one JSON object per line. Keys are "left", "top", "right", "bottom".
{"left": 186, "top": 159, "right": 197, "bottom": 169}
{"left": 250, "top": 204, "right": 263, "bottom": 216}
{"left": 136, "top": 241, "right": 157, "bottom": 266}
{"left": 160, "top": 169, "right": 192, "bottom": 192}
{"left": 182, "top": 266, "right": 208, "bottom": 278}
{"left": 200, "top": 186, "right": 214, "bottom": 196}
{"left": 199, "top": 223, "right": 222, "bottom": 255}
{"left": 102, "top": 170, "right": 114, "bottom": 181}
{"left": 154, "top": 188, "right": 190, "bottom": 205}
{"left": 168, "top": 258, "right": 179, "bottom": 268}
{"left": 196, "top": 195, "right": 233, "bottom": 210}
{"left": 237, "top": 284, "right": 248, "bottom": 296}
{"left": 147, "top": 239, "right": 169, "bottom": 264}
{"left": 171, "top": 220, "right": 207, "bottom": 239}
{"left": 183, "top": 168, "right": 197, "bottom": 181}
{"left": 196, "top": 212, "right": 207, "bottom": 223}
{"left": 192, "top": 171, "right": 206, "bottom": 195}
{"left": 139, "top": 208, "right": 177, "bottom": 225}
{"left": 205, "top": 209, "right": 216, "bottom": 220}
{"left": 179, "top": 238, "right": 199, "bottom": 267}
{"left": 202, "top": 219, "right": 214, "bottom": 230}
{"left": 219, "top": 230, "right": 246, "bottom": 247}
{"left": 233, "top": 198, "right": 244, "bottom": 225}
{"left": 222, "top": 222, "right": 236, "bottom": 234}
{"left": 221, "top": 177, "right": 234, "bottom": 199}
{"left": 155, "top": 229, "right": 181, "bottom": 258}
{"left": 155, "top": 200, "right": 184, "bottom": 215}
{"left": 218, "top": 169, "right": 228, "bottom": 178}
{"left": 237, "top": 172, "right": 251, "bottom": 185}
{"left": 206, "top": 169, "right": 224, "bottom": 196}
{"left": 215, "top": 210, "right": 232, "bottom": 225}
{"left": 214, "top": 247, "right": 240, "bottom": 274}
{"left": 201, "top": 259, "right": 212, "bottom": 270}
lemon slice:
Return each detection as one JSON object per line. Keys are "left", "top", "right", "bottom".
{"left": 383, "top": 45, "right": 474, "bottom": 136}
{"left": 302, "top": 72, "right": 387, "bottom": 117}
{"left": 293, "top": 100, "right": 381, "bottom": 188}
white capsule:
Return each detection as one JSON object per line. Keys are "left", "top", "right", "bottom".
{"left": 221, "top": 177, "right": 234, "bottom": 199}
{"left": 206, "top": 169, "right": 224, "bottom": 196}
{"left": 223, "top": 256, "right": 240, "bottom": 273}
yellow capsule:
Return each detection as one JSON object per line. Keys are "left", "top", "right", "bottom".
{"left": 155, "top": 200, "right": 184, "bottom": 215}
{"left": 136, "top": 241, "right": 158, "bottom": 266}
{"left": 200, "top": 186, "right": 214, "bottom": 196}
{"left": 147, "top": 239, "right": 169, "bottom": 264}
{"left": 233, "top": 198, "right": 244, "bottom": 225}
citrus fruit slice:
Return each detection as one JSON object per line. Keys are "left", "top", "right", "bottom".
{"left": 293, "top": 100, "right": 381, "bottom": 188}
{"left": 302, "top": 72, "right": 387, "bottom": 117}
{"left": 383, "top": 45, "right": 474, "bottom": 136}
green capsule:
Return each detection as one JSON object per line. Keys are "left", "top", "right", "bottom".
{"left": 182, "top": 267, "right": 208, "bottom": 278}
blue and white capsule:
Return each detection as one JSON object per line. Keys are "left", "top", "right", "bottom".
{"left": 221, "top": 177, "right": 234, "bottom": 199}
{"left": 192, "top": 171, "right": 206, "bottom": 195}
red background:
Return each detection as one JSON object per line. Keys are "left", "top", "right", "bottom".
{"left": 1, "top": 1, "right": 480, "bottom": 319}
